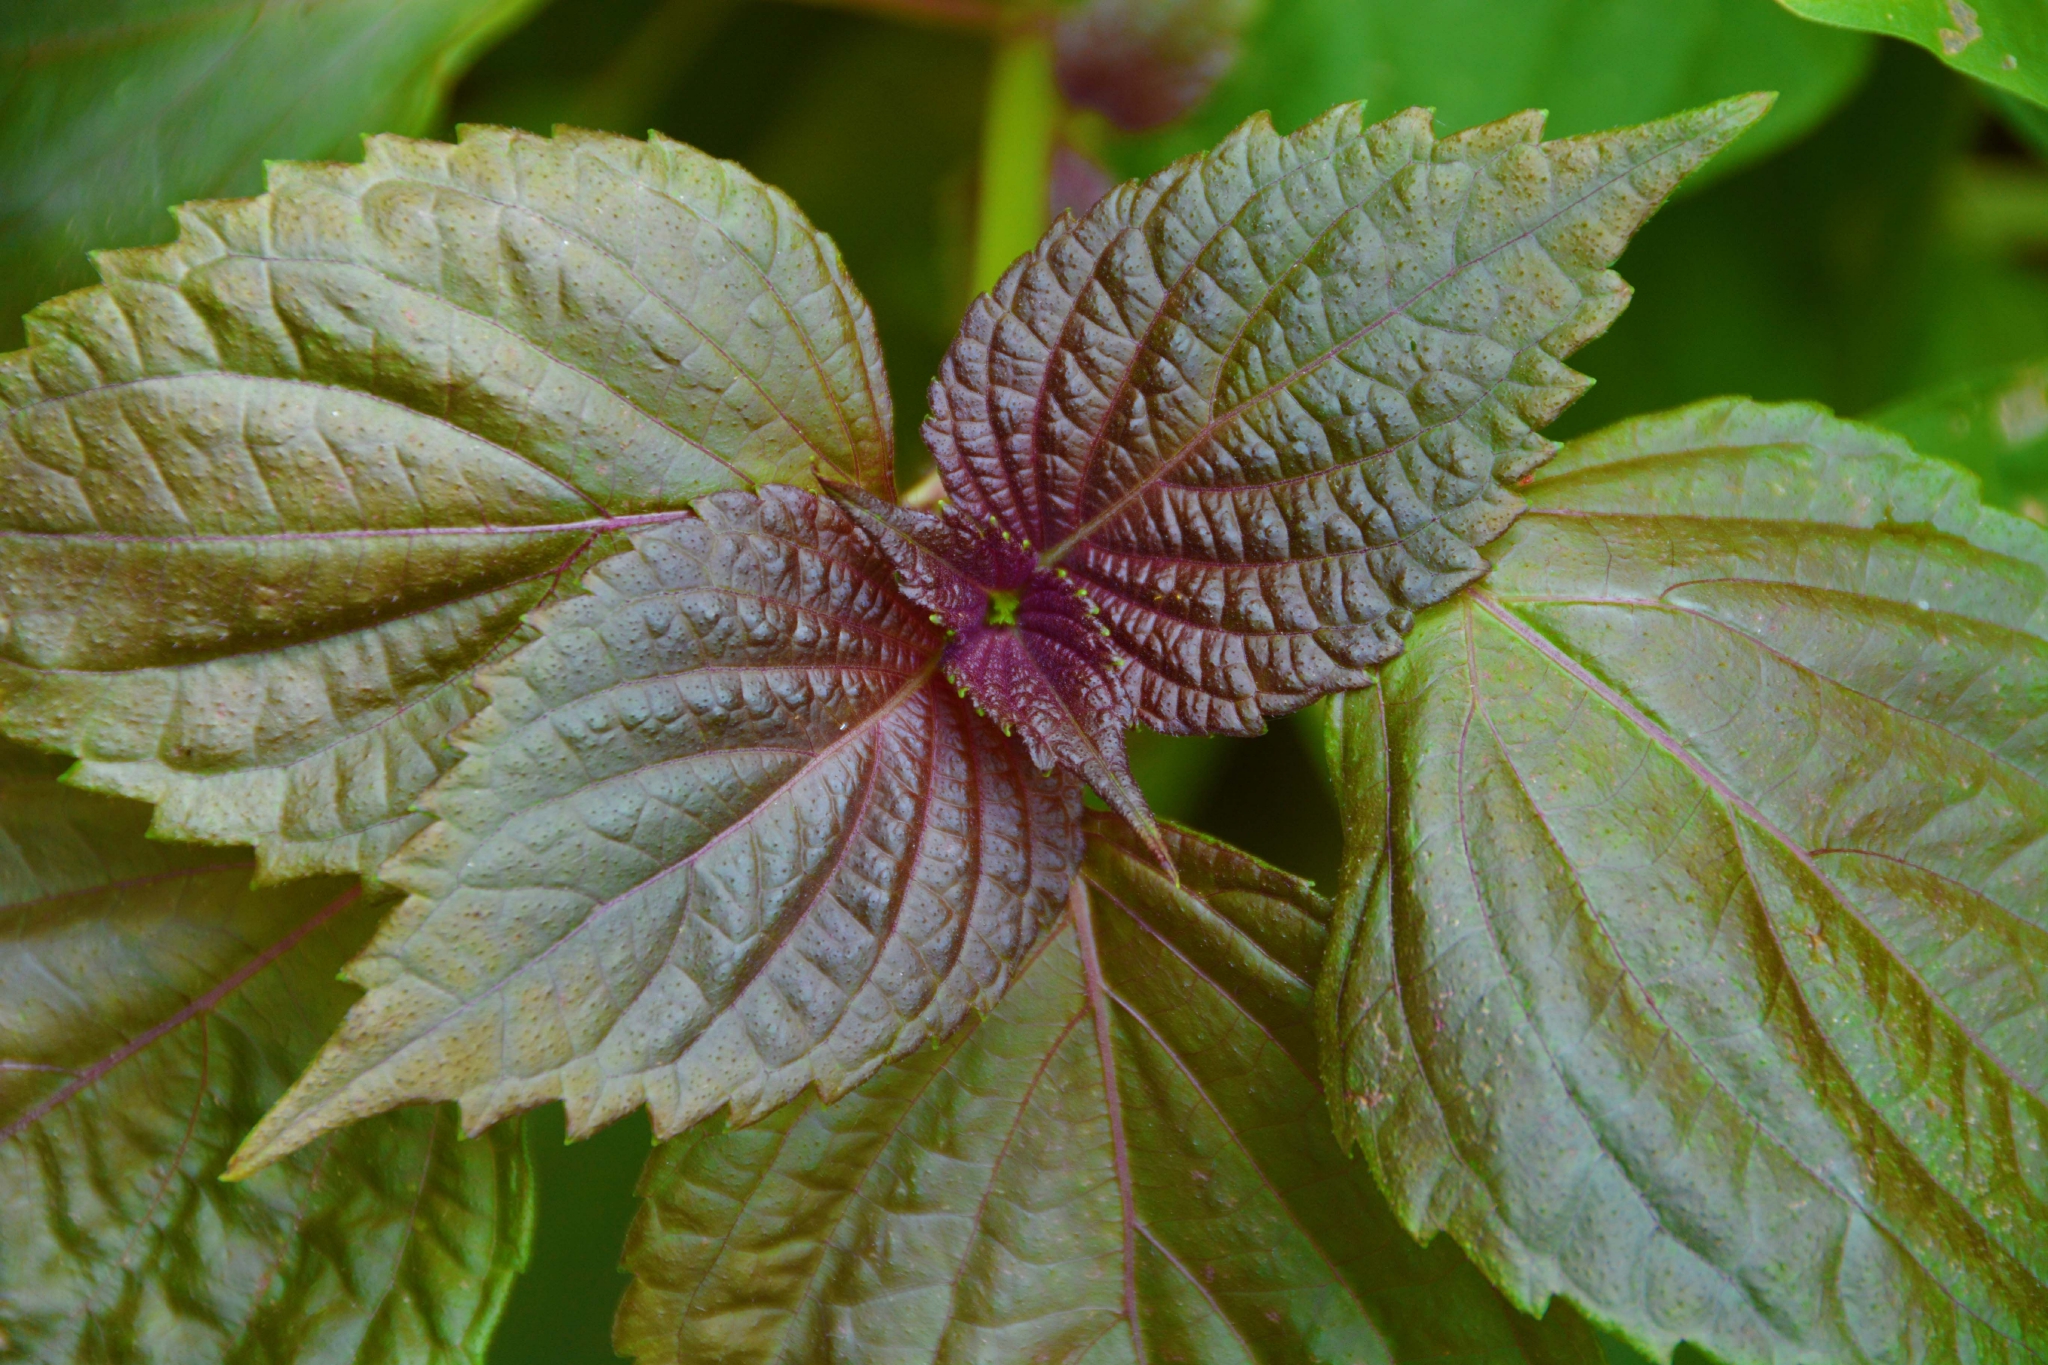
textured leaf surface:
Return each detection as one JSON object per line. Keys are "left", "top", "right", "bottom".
{"left": 229, "top": 486, "right": 1079, "bottom": 1176}
{"left": 1876, "top": 356, "right": 2048, "bottom": 525}
{"left": 0, "top": 0, "right": 545, "bottom": 352}
{"left": 1775, "top": 0, "right": 2048, "bottom": 107}
{"left": 830, "top": 483, "right": 1161, "bottom": 860}
{"left": 0, "top": 125, "right": 895, "bottom": 880}
{"left": 0, "top": 745, "right": 531, "bottom": 1363}
{"left": 1318, "top": 398, "right": 2048, "bottom": 1363}
{"left": 615, "top": 814, "right": 1601, "bottom": 1365}
{"left": 927, "top": 96, "right": 1764, "bottom": 742}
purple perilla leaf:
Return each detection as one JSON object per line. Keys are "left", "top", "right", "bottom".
{"left": 925, "top": 95, "right": 1770, "bottom": 739}
{"left": 614, "top": 813, "right": 1605, "bottom": 1365}
{"left": 227, "top": 486, "right": 1083, "bottom": 1176}
{"left": 1319, "top": 398, "right": 2048, "bottom": 1363}
{"left": 0, "top": 745, "right": 531, "bottom": 1365}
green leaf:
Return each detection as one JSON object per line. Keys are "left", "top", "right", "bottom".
{"left": 0, "top": 126, "right": 896, "bottom": 881}
{"left": 0, "top": 744, "right": 531, "bottom": 1362}
{"left": 1774, "top": 0, "right": 2048, "bottom": 108}
{"left": 615, "top": 815, "right": 1602, "bottom": 1365}
{"left": 1874, "top": 357, "right": 2048, "bottom": 524}
{"left": 226, "top": 486, "right": 1081, "bottom": 1178}
{"left": 1104, "top": 0, "right": 1871, "bottom": 187}
{"left": 0, "top": 0, "right": 546, "bottom": 353}
{"left": 1318, "top": 397, "right": 2048, "bottom": 1363}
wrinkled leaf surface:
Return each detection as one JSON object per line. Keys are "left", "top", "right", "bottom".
{"left": 229, "top": 486, "right": 1079, "bottom": 1176}
{"left": 0, "top": 126, "right": 894, "bottom": 880}
{"left": 616, "top": 814, "right": 1600, "bottom": 1365}
{"left": 1319, "top": 398, "right": 2048, "bottom": 1363}
{"left": 0, "top": 746, "right": 531, "bottom": 1363}
{"left": 929, "top": 97, "right": 1764, "bottom": 737}
{"left": 828, "top": 482, "right": 1163, "bottom": 859}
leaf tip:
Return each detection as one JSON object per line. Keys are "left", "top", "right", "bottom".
{"left": 219, "top": 1140, "right": 272, "bottom": 1183}
{"left": 222, "top": 1082, "right": 339, "bottom": 1182}
{"left": 1125, "top": 807, "right": 1178, "bottom": 883}
{"left": 1679, "top": 89, "right": 1778, "bottom": 158}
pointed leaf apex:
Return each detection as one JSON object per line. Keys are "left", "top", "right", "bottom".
{"left": 1717, "top": 89, "right": 1778, "bottom": 125}
{"left": 1133, "top": 815, "right": 1178, "bottom": 883}
{"left": 224, "top": 1095, "right": 327, "bottom": 1180}
{"left": 1086, "top": 763, "right": 1175, "bottom": 880}
{"left": 1613, "top": 90, "right": 1775, "bottom": 173}
{"left": 1688, "top": 90, "right": 1777, "bottom": 156}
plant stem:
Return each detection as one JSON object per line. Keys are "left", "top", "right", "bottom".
{"left": 973, "top": 28, "right": 1058, "bottom": 293}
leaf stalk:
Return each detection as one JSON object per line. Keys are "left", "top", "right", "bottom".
{"left": 973, "top": 27, "right": 1059, "bottom": 292}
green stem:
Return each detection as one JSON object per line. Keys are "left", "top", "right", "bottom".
{"left": 973, "top": 28, "right": 1059, "bottom": 293}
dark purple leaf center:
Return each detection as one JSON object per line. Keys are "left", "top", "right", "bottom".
{"left": 824, "top": 483, "right": 1167, "bottom": 864}
{"left": 917, "top": 521, "right": 1125, "bottom": 731}
{"left": 939, "top": 556, "right": 1122, "bottom": 727}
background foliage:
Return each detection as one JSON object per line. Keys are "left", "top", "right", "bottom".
{"left": 4, "top": 0, "right": 2047, "bottom": 1361}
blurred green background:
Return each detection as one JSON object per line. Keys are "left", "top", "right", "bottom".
{"left": 8, "top": 0, "right": 2048, "bottom": 1358}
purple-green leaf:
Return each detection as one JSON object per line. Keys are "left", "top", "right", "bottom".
{"left": 615, "top": 814, "right": 1602, "bottom": 1365}
{"left": 0, "top": 126, "right": 894, "bottom": 881}
{"left": 829, "top": 482, "right": 1165, "bottom": 862}
{"left": 0, "top": 745, "right": 530, "bottom": 1363}
{"left": 1318, "top": 398, "right": 2048, "bottom": 1363}
{"left": 227, "top": 486, "right": 1081, "bottom": 1177}
{"left": 925, "top": 96, "right": 1767, "bottom": 742}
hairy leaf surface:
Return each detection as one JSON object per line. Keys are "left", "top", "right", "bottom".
{"left": 616, "top": 814, "right": 1601, "bottom": 1365}
{"left": 1318, "top": 398, "right": 2048, "bottom": 1363}
{"left": 229, "top": 486, "right": 1080, "bottom": 1177}
{"left": 1775, "top": 0, "right": 2048, "bottom": 107}
{"left": 0, "top": 126, "right": 895, "bottom": 880}
{"left": 0, "top": 746, "right": 531, "bottom": 1363}
{"left": 0, "top": 0, "right": 545, "bottom": 352}
{"left": 927, "top": 96, "right": 1765, "bottom": 741}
